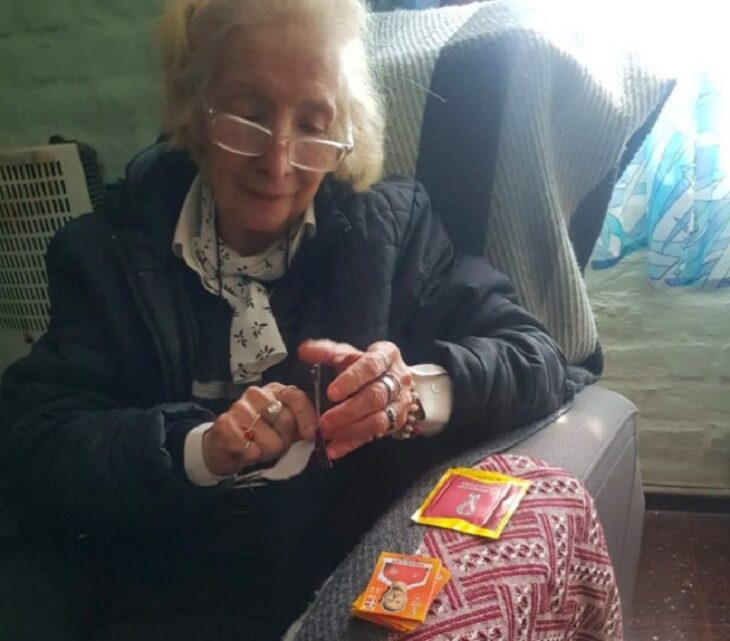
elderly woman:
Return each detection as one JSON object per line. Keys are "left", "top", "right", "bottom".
{"left": 0, "top": 0, "right": 567, "bottom": 639}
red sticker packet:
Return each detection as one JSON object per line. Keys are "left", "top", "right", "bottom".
{"left": 411, "top": 467, "right": 530, "bottom": 539}
{"left": 351, "top": 552, "right": 451, "bottom": 632}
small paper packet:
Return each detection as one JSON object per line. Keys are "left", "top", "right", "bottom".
{"left": 411, "top": 467, "right": 530, "bottom": 539}
{"left": 352, "top": 552, "right": 451, "bottom": 631}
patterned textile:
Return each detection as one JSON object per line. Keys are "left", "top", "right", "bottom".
{"left": 407, "top": 455, "right": 622, "bottom": 641}
{"left": 289, "top": 454, "right": 622, "bottom": 641}
{"left": 367, "top": 1, "right": 674, "bottom": 368}
{"left": 173, "top": 175, "right": 314, "bottom": 384}
{"left": 593, "top": 67, "right": 730, "bottom": 288}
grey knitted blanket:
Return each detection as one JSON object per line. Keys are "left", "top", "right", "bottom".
{"left": 369, "top": 0, "right": 673, "bottom": 370}
{"left": 289, "top": 3, "right": 672, "bottom": 639}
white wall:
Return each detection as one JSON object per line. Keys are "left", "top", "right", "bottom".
{"left": 586, "top": 251, "right": 730, "bottom": 493}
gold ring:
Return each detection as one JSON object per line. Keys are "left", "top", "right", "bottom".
{"left": 243, "top": 413, "right": 262, "bottom": 439}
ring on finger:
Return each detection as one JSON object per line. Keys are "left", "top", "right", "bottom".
{"left": 242, "top": 413, "right": 262, "bottom": 440}
{"left": 384, "top": 404, "right": 399, "bottom": 434}
{"left": 391, "top": 386, "right": 423, "bottom": 440}
{"left": 261, "top": 400, "right": 283, "bottom": 425}
{"left": 378, "top": 373, "right": 401, "bottom": 405}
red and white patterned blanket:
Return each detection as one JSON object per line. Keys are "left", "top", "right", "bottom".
{"left": 403, "top": 454, "right": 623, "bottom": 641}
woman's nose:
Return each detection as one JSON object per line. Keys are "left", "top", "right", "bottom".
{"left": 261, "top": 138, "right": 292, "bottom": 179}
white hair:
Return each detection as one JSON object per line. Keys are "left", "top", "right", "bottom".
{"left": 159, "top": 0, "right": 385, "bottom": 191}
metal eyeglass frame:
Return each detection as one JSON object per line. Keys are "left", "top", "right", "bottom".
{"left": 206, "top": 106, "right": 354, "bottom": 172}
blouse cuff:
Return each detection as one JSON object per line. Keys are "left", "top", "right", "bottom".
{"left": 184, "top": 422, "right": 230, "bottom": 487}
{"left": 410, "top": 364, "right": 453, "bottom": 436}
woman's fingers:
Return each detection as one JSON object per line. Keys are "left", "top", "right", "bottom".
{"left": 326, "top": 345, "right": 393, "bottom": 402}
{"left": 319, "top": 375, "right": 392, "bottom": 435}
{"left": 299, "top": 339, "right": 406, "bottom": 403}
{"left": 248, "top": 383, "right": 317, "bottom": 440}
{"left": 203, "top": 383, "right": 317, "bottom": 474}
{"left": 248, "top": 416, "right": 293, "bottom": 463}
{"left": 218, "top": 390, "right": 287, "bottom": 464}
{"left": 299, "top": 339, "right": 415, "bottom": 459}
{"left": 204, "top": 396, "right": 263, "bottom": 474}
{"left": 298, "top": 339, "right": 362, "bottom": 373}
{"left": 275, "top": 385, "right": 318, "bottom": 440}
{"left": 203, "top": 339, "right": 420, "bottom": 472}
{"left": 319, "top": 346, "right": 411, "bottom": 431}
{"left": 245, "top": 384, "right": 317, "bottom": 461}
{"left": 327, "top": 342, "right": 411, "bottom": 403}
{"left": 325, "top": 397, "right": 411, "bottom": 460}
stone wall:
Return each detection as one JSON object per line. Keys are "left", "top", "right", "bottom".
{"left": 586, "top": 252, "right": 730, "bottom": 493}
{"left": 0, "top": 1, "right": 161, "bottom": 376}
{"left": 0, "top": 1, "right": 161, "bottom": 182}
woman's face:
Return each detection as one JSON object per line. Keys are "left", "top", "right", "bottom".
{"left": 202, "top": 21, "right": 340, "bottom": 255}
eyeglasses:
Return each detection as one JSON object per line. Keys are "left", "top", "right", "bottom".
{"left": 206, "top": 107, "right": 354, "bottom": 172}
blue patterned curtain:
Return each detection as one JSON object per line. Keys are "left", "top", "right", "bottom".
{"left": 592, "top": 66, "right": 730, "bottom": 288}
{"left": 369, "top": 0, "right": 439, "bottom": 9}
{"left": 369, "top": 0, "right": 471, "bottom": 10}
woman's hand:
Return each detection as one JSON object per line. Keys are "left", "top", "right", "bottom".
{"left": 202, "top": 383, "right": 318, "bottom": 477}
{"left": 298, "top": 339, "right": 415, "bottom": 460}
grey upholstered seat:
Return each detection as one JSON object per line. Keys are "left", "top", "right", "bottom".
{"left": 509, "top": 385, "right": 643, "bottom": 619}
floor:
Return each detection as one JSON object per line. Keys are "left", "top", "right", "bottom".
{"left": 626, "top": 510, "right": 730, "bottom": 641}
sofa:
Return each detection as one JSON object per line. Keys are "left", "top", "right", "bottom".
{"left": 509, "top": 385, "right": 642, "bottom": 618}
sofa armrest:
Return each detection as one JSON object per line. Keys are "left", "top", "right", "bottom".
{"left": 508, "top": 385, "right": 643, "bottom": 619}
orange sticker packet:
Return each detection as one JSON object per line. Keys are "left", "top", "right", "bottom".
{"left": 352, "top": 566, "right": 451, "bottom": 614}
{"left": 373, "top": 568, "right": 452, "bottom": 632}
{"left": 411, "top": 467, "right": 530, "bottom": 539}
{"left": 352, "top": 552, "right": 442, "bottom": 624}
{"left": 352, "top": 559, "right": 451, "bottom": 632}
{"left": 353, "top": 610, "right": 421, "bottom": 633}
{"left": 431, "top": 566, "right": 452, "bottom": 599}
